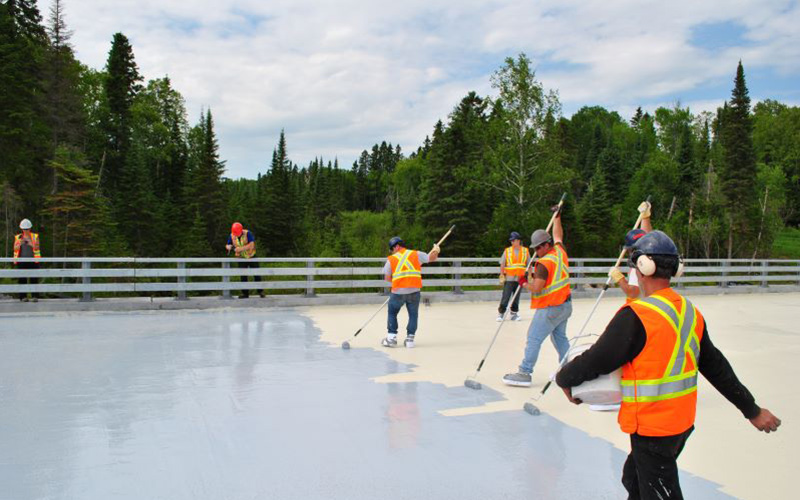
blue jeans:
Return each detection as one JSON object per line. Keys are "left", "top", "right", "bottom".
{"left": 519, "top": 299, "right": 572, "bottom": 374}
{"left": 387, "top": 292, "right": 421, "bottom": 337}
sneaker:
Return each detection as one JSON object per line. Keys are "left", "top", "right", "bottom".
{"left": 510, "top": 313, "right": 521, "bottom": 321}
{"left": 502, "top": 372, "right": 532, "bottom": 387}
{"left": 496, "top": 314, "right": 504, "bottom": 322}
{"left": 404, "top": 337, "right": 415, "bottom": 348}
{"left": 381, "top": 337, "right": 398, "bottom": 348}
{"left": 259, "top": 291, "right": 266, "bottom": 298}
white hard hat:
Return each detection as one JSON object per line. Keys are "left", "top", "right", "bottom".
{"left": 19, "top": 219, "right": 32, "bottom": 230}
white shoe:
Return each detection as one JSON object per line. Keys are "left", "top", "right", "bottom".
{"left": 510, "top": 313, "right": 521, "bottom": 321}
{"left": 404, "top": 337, "right": 415, "bottom": 348}
{"left": 496, "top": 314, "right": 504, "bottom": 322}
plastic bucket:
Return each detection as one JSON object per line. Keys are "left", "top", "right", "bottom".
{"left": 567, "top": 343, "right": 622, "bottom": 405}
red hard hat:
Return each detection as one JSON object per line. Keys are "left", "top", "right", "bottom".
{"left": 231, "top": 222, "right": 243, "bottom": 236}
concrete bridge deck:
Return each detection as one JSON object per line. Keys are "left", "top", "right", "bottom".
{"left": 0, "top": 292, "right": 795, "bottom": 499}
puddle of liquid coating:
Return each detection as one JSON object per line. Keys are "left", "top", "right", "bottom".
{"left": 0, "top": 310, "right": 736, "bottom": 500}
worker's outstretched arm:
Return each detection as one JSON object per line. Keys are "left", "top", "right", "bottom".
{"left": 552, "top": 211, "right": 564, "bottom": 245}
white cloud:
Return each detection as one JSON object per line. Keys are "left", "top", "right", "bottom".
{"left": 48, "top": 0, "right": 800, "bottom": 178}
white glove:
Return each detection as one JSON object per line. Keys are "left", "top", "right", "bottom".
{"left": 638, "top": 201, "right": 652, "bottom": 219}
{"left": 608, "top": 268, "right": 625, "bottom": 284}
{"left": 432, "top": 243, "right": 441, "bottom": 254}
{"left": 499, "top": 273, "right": 506, "bottom": 285}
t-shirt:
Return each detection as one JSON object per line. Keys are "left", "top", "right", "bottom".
{"left": 628, "top": 267, "right": 639, "bottom": 287}
{"left": 383, "top": 251, "right": 430, "bottom": 295}
{"left": 227, "top": 231, "right": 255, "bottom": 246}
{"left": 19, "top": 239, "right": 34, "bottom": 258}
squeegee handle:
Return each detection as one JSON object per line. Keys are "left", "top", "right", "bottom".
{"left": 433, "top": 224, "right": 456, "bottom": 250}
{"left": 352, "top": 297, "right": 391, "bottom": 337}
{"left": 544, "top": 192, "right": 568, "bottom": 234}
{"left": 601, "top": 195, "right": 652, "bottom": 291}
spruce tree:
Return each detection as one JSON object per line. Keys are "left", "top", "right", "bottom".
{"left": 102, "top": 32, "right": 141, "bottom": 197}
{"left": 719, "top": 62, "right": 757, "bottom": 256}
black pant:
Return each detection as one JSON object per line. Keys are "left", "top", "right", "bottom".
{"left": 622, "top": 427, "right": 694, "bottom": 500}
{"left": 17, "top": 262, "right": 39, "bottom": 300}
{"left": 498, "top": 279, "right": 521, "bottom": 314}
{"left": 237, "top": 260, "right": 263, "bottom": 298}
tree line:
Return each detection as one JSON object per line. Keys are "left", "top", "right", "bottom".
{"left": 2, "top": 0, "right": 798, "bottom": 261}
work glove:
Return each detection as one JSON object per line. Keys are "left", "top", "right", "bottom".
{"left": 550, "top": 204, "right": 563, "bottom": 217}
{"left": 499, "top": 273, "right": 506, "bottom": 285}
{"left": 608, "top": 268, "right": 625, "bottom": 284}
{"left": 638, "top": 201, "right": 652, "bottom": 219}
{"left": 432, "top": 243, "right": 441, "bottom": 254}
{"left": 518, "top": 274, "right": 528, "bottom": 288}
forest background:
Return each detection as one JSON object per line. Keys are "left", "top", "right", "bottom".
{"left": 2, "top": 0, "right": 799, "bottom": 261}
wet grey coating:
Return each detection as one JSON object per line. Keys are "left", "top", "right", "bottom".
{"left": 0, "top": 310, "right": 736, "bottom": 499}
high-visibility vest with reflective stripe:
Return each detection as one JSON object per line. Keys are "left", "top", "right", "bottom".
{"left": 504, "top": 246, "right": 530, "bottom": 277}
{"left": 233, "top": 229, "right": 256, "bottom": 258}
{"left": 13, "top": 232, "right": 41, "bottom": 263}
{"left": 619, "top": 287, "right": 705, "bottom": 437}
{"left": 530, "top": 245, "right": 570, "bottom": 309}
{"left": 388, "top": 248, "right": 422, "bottom": 290}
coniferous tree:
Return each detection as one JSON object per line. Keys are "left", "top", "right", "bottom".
{"left": 102, "top": 32, "right": 141, "bottom": 197}
{"left": 0, "top": 0, "right": 50, "bottom": 211}
{"left": 185, "top": 109, "right": 225, "bottom": 253}
{"left": 719, "top": 62, "right": 757, "bottom": 257}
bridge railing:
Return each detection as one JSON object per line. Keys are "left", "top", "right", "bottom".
{"left": 1, "top": 257, "right": 799, "bottom": 301}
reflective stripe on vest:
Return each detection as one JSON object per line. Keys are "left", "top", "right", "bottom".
{"left": 621, "top": 295, "right": 701, "bottom": 403}
{"left": 391, "top": 249, "right": 422, "bottom": 285}
{"left": 532, "top": 247, "right": 569, "bottom": 298}
{"left": 13, "top": 233, "right": 41, "bottom": 262}
{"left": 504, "top": 247, "right": 529, "bottom": 276}
{"left": 233, "top": 230, "right": 256, "bottom": 258}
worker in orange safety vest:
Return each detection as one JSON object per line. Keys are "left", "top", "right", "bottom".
{"left": 556, "top": 230, "right": 781, "bottom": 500}
{"left": 13, "top": 218, "right": 41, "bottom": 302}
{"left": 502, "top": 207, "right": 571, "bottom": 387}
{"left": 381, "top": 236, "right": 440, "bottom": 349}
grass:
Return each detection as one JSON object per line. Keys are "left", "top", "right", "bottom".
{"left": 772, "top": 227, "right": 800, "bottom": 259}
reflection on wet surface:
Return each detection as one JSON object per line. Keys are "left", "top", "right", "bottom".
{"left": 0, "top": 310, "right": 736, "bottom": 499}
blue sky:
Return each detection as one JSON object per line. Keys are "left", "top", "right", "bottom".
{"left": 56, "top": 0, "right": 800, "bottom": 178}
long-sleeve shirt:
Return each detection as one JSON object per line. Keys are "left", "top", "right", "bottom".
{"left": 556, "top": 306, "right": 760, "bottom": 420}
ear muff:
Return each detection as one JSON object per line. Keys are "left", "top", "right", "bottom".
{"left": 635, "top": 254, "right": 657, "bottom": 277}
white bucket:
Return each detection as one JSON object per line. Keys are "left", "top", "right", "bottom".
{"left": 567, "top": 343, "right": 622, "bottom": 406}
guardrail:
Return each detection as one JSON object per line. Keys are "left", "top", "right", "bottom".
{"left": 2, "top": 257, "right": 800, "bottom": 302}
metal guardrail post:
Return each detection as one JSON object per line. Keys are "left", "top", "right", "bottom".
{"left": 760, "top": 261, "right": 768, "bottom": 288}
{"left": 305, "top": 261, "right": 315, "bottom": 297}
{"left": 177, "top": 262, "right": 187, "bottom": 300}
{"left": 222, "top": 261, "right": 232, "bottom": 299}
{"left": 453, "top": 260, "right": 463, "bottom": 294}
{"left": 721, "top": 261, "right": 729, "bottom": 288}
{"left": 81, "top": 261, "right": 92, "bottom": 302}
{"left": 797, "top": 261, "right": 800, "bottom": 287}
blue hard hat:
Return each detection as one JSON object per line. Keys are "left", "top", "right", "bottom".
{"left": 388, "top": 236, "right": 405, "bottom": 250}
{"left": 624, "top": 229, "right": 646, "bottom": 248}
{"left": 632, "top": 230, "right": 679, "bottom": 256}
{"left": 509, "top": 231, "right": 522, "bottom": 242}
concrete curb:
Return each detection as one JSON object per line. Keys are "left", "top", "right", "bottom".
{"left": 1, "top": 285, "right": 799, "bottom": 315}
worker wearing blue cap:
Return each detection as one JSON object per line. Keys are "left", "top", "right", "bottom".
{"left": 497, "top": 231, "right": 530, "bottom": 322}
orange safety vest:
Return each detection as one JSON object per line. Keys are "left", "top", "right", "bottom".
{"left": 388, "top": 248, "right": 422, "bottom": 291}
{"left": 13, "top": 232, "right": 41, "bottom": 264}
{"left": 503, "top": 246, "right": 530, "bottom": 277}
{"left": 619, "top": 287, "right": 705, "bottom": 437}
{"left": 530, "top": 245, "right": 570, "bottom": 309}
{"left": 232, "top": 229, "right": 256, "bottom": 258}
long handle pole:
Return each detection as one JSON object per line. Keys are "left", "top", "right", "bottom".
{"left": 433, "top": 224, "right": 456, "bottom": 251}
{"left": 352, "top": 297, "right": 391, "bottom": 338}
{"left": 537, "top": 196, "right": 650, "bottom": 397}
{"left": 471, "top": 193, "right": 567, "bottom": 376}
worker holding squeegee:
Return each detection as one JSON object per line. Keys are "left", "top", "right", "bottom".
{"left": 502, "top": 202, "right": 571, "bottom": 387}
{"left": 556, "top": 230, "right": 781, "bottom": 500}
